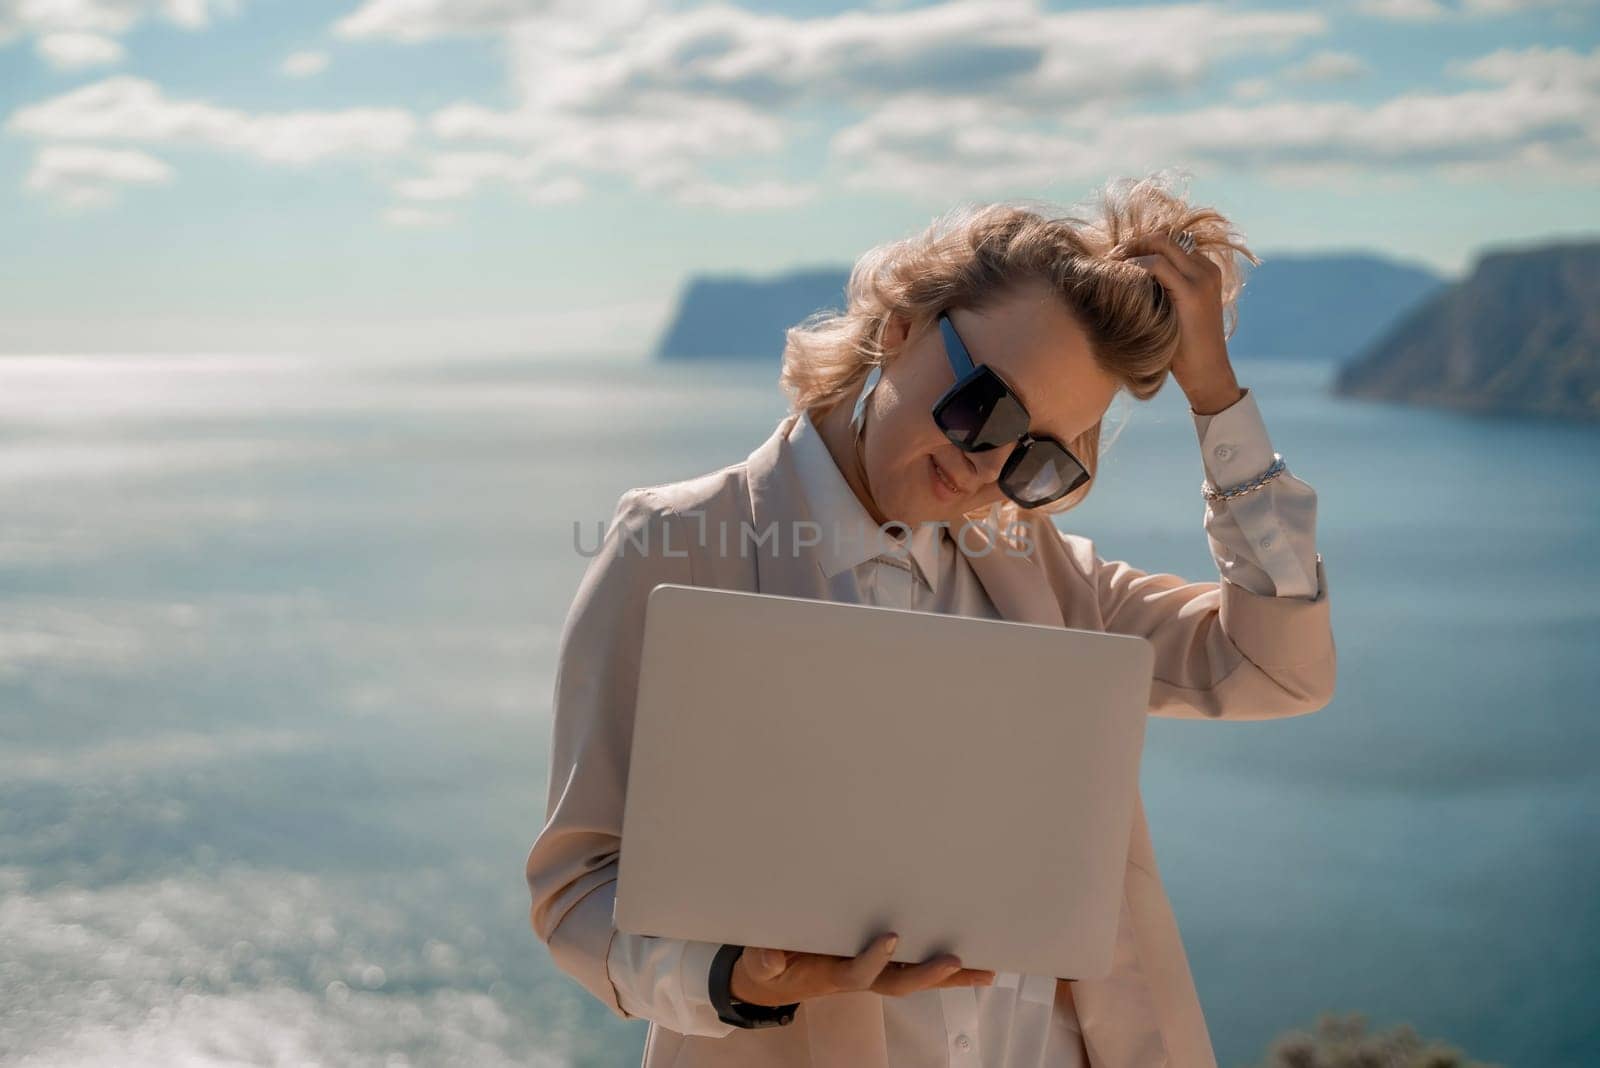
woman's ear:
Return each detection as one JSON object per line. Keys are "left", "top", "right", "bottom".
{"left": 881, "top": 310, "right": 912, "bottom": 357}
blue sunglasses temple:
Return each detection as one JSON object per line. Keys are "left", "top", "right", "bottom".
{"left": 938, "top": 313, "right": 976, "bottom": 380}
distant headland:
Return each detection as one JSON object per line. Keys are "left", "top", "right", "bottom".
{"left": 654, "top": 240, "right": 1600, "bottom": 423}
{"left": 651, "top": 252, "right": 1445, "bottom": 363}
{"left": 1333, "top": 239, "right": 1600, "bottom": 422}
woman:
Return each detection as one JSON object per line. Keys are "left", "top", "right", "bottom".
{"left": 527, "top": 173, "right": 1336, "bottom": 1068}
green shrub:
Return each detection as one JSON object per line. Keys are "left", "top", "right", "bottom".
{"left": 1250, "top": 1011, "right": 1501, "bottom": 1068}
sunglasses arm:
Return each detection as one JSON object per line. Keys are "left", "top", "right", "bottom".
{"left": 938, "top": 314, "right": 977, "bottom": 378}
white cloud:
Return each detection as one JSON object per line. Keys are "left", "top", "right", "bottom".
{"left": 410, "top": 91, "right": 797, "bottom": 209}
{"left": 430, "top": 95, "right": 786, "bottom": 185}
{"left": 35, "top": 31, "right": 126, "bottom": 69}
{"left": 384, "top": 205, "right": 452, "bottom": 226}
{"left": 1353, "top": 0, "right": 1586, "bottom": 17}
{"left": 828, "top": 57, "right": 1600, "bottom": 196}
{"left": 386, "top": 150, "right": 588, "bottom": 210}
{"left": 0, "top": 0, "right": 238, "bottom": 42}
{"left": 635, "top": 163, "right": 815, "bottom": 211}
{"left": 334, "top": 0, "right": 652, "bottom": 42}
{"left": 8, "top": 76, "right": 417, "bottom": 165}
{"left": 391, "top": 150, "right": 530, "bottom": 200}
{"left": 280, "top": 49, "right": 329, "bottom": 78}
{"left": 830, "top": 94, "right": 1110, "bottom": 196}
{"left": 373, "top": 1, "right": 1323, "bottom": 210}
{"left": 161, "top": 0, "right": 238, "bottom": 29}
{"left": 346, "top": 1, "right": 1329, "bottom": 131}
{"left": 1, "top": 0, "right": 138, "bottom": 37}
{"left": 1230, "top": 77, "right": 1273, "bottom": 101}
{"left": 24, "top": 144, "right": 173, "bottom": 208}
{"left": 1450, "top": 43, "right": 1600, "bottom": 90}
{"left": 1353, "top": 0, "right": 1449, "bottom": 17}
{"left": 1458, "top": 0, "right": 1583, "bottom": 11}
{"left": 8, "top": 0, "right": 1592, "bottom": 219}
{"left": 1285, "top": 49, "right": 1370, "bottom": 83}
{"left": 497, "top": 2, "right": 1325, "bottom": 116}
{"left": 824, "top": 42, "right": 1598, "bottom": 198}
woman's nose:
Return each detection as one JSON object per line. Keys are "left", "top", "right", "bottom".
{"left": 970, "top": 443, "right": 1014, "bottom": 484}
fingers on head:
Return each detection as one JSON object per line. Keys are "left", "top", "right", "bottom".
{"left": 1133, "top": 253, "right": 1184, "bottom": 289}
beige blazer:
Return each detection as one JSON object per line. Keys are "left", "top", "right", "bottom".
{"left": 528, "top": 412, "right": 1336, "bottom": 1068}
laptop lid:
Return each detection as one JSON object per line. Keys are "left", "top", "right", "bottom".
{"left": 614, "top": 582, "right": 1154, "bottom": 979}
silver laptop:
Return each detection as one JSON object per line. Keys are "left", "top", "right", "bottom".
{"left": 614, "top": 582, "right": 1154, "bottom": 980}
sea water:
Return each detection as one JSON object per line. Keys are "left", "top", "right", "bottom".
{"left": 1, "top": 351, "right": 1595, "bottom": 1067}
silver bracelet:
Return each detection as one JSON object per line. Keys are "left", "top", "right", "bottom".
{"left": 1202, "top": 453, "right": 1286, "bottom": 502}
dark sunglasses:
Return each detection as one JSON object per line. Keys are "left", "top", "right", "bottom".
{"left": 930, "top": 311, "right": 1091, "bottom": 509}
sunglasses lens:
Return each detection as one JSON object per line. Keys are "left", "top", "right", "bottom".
{"left": 934, "top": 368, "right": 1029, "bottom": 449}
{"left": 932, "top": 358, "right": 1089, "bottom": 506}
{"left": 1001, "top": 442, "right": 1089, "bottom": 507}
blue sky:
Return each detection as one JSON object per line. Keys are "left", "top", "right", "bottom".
{"left": 1, "top": 0, "right": 1597, "bottom": 357}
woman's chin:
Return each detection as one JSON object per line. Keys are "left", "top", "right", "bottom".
{"left": 911, "top": 499, "right": 968, "bottom": 531}
{"left": 883, "top": 478, "right": 976, "bottom": 530}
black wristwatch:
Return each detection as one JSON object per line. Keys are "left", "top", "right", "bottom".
{"left": 708, "top": 943, "right": 799, "bottom": 1029}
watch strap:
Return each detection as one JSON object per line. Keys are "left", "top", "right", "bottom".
{"left": 708, "top": 943, "right": 799, "bottom": 1029}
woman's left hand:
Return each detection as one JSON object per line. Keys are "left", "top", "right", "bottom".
{"left": 1111, "top": 232, "right": 1244, "bottom": 417}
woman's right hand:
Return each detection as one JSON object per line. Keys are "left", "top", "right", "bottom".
{"left": 729, "top": 932, "right": 996, "bottom": 1007}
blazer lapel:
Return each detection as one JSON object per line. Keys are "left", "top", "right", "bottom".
{"left": 959, "top": 513, "right": 1066, "bottom": 628}
{"left": 744, "top": 413, "right": 834, "bottom": 602}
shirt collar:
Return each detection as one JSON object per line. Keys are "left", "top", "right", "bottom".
{"left": 788, "top": 409, "right": 942, "bottom": 594}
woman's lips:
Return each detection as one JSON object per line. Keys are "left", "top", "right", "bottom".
{"left": 929, "top": 454, "right": 967, "bottom": 499}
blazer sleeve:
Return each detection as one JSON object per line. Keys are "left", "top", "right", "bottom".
{"left": 1066, "top": 393, "right": 1337, "bottom": 722}
{"left": 526, "top": 486, "right": 737, "bottom": 1037}
{"left": 1087, "top": 544, "right": 1335, "bottom": 722}
{"left": 607, "top": 930, "right": 738, "bottom": 1037}
{"left": 1190, "top": 387, "right": 1319, "bottom": 599}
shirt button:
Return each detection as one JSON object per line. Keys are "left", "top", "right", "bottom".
{"left": 1213, "top": 444, "right": 1234, "bottom": 461}
{"left": 955, "top": 1034, "right": 972, "bottom": 1051}
{"left": 1259, "top": 534, "right": 1274, "bottom": 549}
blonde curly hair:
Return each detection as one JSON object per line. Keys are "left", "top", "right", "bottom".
{"left": 777, "top": 169, "right": 1260, "bottom": 540}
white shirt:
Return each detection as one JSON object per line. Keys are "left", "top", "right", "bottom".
{"left": 603, "top": 386, "right": 1321, "bottom": 1064}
